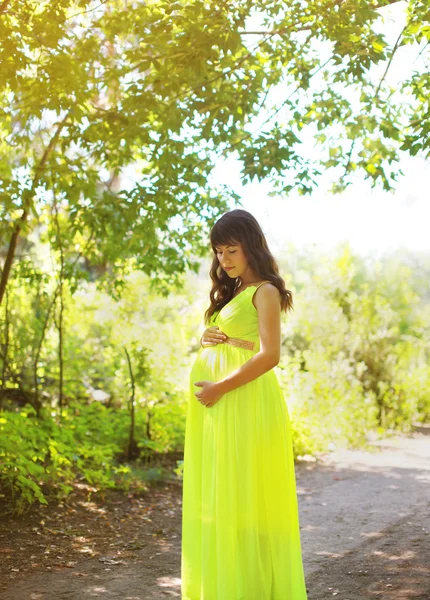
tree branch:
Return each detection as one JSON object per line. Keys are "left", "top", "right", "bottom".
{"left": 221, "top": 53, "right": 333, "bottom": 156}
{"left": 340, "top": 19, "right": 408, "bottom": 185}
{"left": 0, "top": 109, "right": 72, "bottom": 306}
{"left": 239, "top": 26, "right": 311, "bottom": 35}
{"left": 238, "top": 0, "right": 404, "bottom": 37}
{"left": 374, "top": 25, "right": 407, "bottom": 98}
{"left": 0, "top": 0, "right": 11, "bottom": 15}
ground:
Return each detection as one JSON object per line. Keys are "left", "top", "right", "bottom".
{"left": 1, "top": 427, "right": 429, "bottom": 600}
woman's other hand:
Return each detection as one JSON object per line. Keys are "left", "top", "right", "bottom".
{"left": 194, "top": 381, "right": 225, "bottom": 408}
{"left": 200, "top": 326, "right": 227, "bottom": 347}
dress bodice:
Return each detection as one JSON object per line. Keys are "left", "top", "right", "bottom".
{"left": 207, "top": 281, "right": 271, "bottom": 353}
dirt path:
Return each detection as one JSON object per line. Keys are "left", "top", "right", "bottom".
{"left": 1, "top": 428, "right": 429, "bottom": 600}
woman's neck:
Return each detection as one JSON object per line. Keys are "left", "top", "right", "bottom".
{"left": 237, "top": 276, "right": 261, "bottom": 287}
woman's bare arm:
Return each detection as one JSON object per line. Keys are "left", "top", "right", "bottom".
{"left": 216, "top": 283, "right": 281, "bottom": 396}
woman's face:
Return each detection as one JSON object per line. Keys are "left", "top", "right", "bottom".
{"left": 215, "top": 242, "right": 247, "bottom": 278}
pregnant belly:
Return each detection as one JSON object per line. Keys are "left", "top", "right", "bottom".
{"left": 190, "top": 344, "right": 253, "bottom": 384}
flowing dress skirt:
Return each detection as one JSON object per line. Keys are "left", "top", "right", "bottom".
{"left": 181, "top": 340, "right": 308, "bottom": 600}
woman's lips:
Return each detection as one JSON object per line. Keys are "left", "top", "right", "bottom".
{"left": 225, "top": 267, "right": 234, "bottom": 271}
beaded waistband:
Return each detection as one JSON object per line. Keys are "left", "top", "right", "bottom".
{"left": 224, "top": 335, "right": 255, "bottom": 351}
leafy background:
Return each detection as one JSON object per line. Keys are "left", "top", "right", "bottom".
{"left": 0, "top": 0, "right": 429, "bottom": 513}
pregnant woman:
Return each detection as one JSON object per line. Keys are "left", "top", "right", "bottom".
{"left": 181, "top": 209, "right": 308, "bottom": 600}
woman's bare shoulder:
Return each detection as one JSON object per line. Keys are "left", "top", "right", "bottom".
{"left": 252, "top": 281, "right": 280, "bottom": 307}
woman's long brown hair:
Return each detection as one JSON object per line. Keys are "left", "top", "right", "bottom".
{"left": 204, "top": 209, "right": 294, "bottom": 326}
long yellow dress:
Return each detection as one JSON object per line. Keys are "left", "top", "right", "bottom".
{"left": 181, "top": 282, "right": 308, "bottom": 600}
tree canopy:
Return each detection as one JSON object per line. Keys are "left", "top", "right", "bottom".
{"left": 0, "top": 0, "right": 428, "bottom": 300}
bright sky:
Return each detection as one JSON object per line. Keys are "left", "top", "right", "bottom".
{"left": 208, "top": 154, "right": 430, "bottom": 259}
{"left": 206, "top": 3, "right": 430, "bottom": 259}
{"left": 121, "top": 3, "right": 429, "bottom": 259}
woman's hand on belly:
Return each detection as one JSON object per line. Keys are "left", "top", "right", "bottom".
{"left": 200, "top": 326, "right": 227, "bottom": 347}
{"left": 193, "top": 380, "right": 225, "bottom": 408}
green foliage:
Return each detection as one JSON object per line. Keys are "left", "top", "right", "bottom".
{"left": 277, "top": 245, "right": 430, "bottom": 452}
{"left": 1, "top": 0, "right": 429, "bottom": 517}
{"left": 0, "top": 1, "right": 428, "bottom": 304}
{"left": 1, "top": 246, "right": 430, "bottom": 514}
{"left": 0, "top": 399, "right": 186, "bottom": 515}
{"left": 0, "top": 404, "right": 119, "bottom": 514}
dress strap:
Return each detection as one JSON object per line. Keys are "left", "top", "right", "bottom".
{"left": 250, "top": 281, "right": 272, "bottom": 306}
